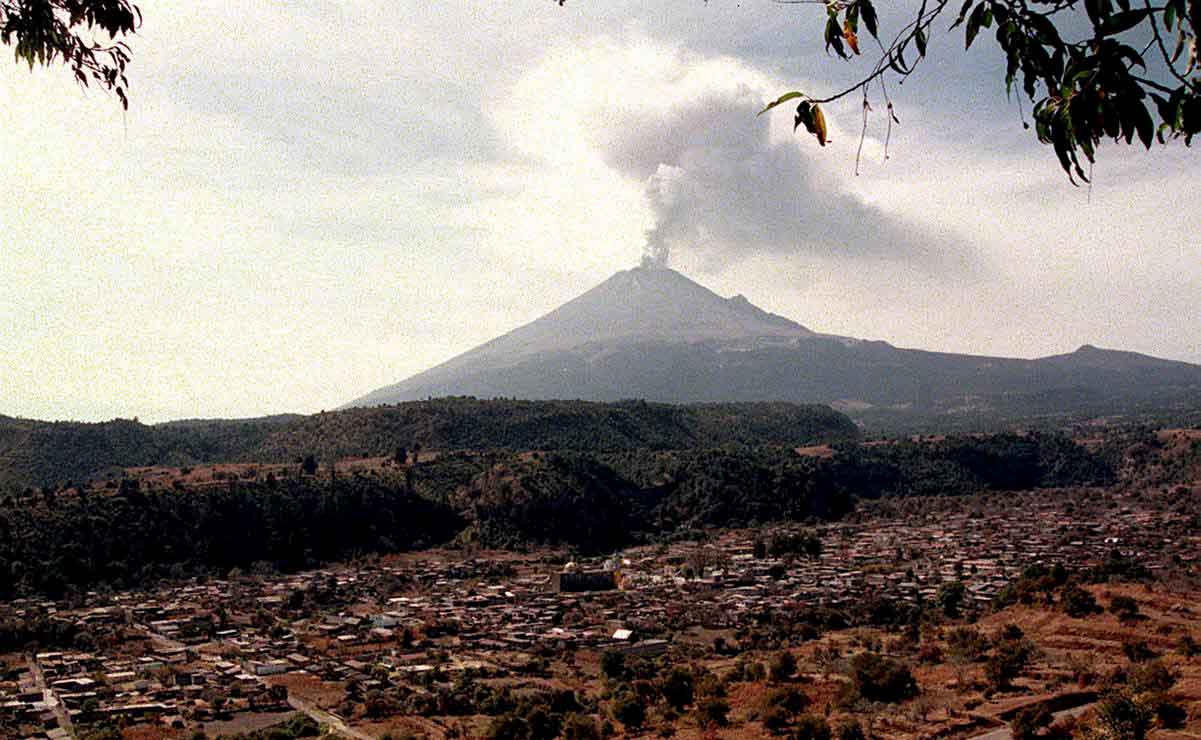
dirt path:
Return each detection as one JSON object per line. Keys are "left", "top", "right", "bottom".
{"left": 288, "top": 694, "right": 375, "bottom": 740}
{"left": 969, "top": 702, "right": 1096, "bottom": 740}
{"left": 28, "top": 654, "right": 75, "bottom": 739}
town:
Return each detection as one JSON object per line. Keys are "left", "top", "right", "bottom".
{"left": 3, "top": 477, "right": 1198, "bottom": 739}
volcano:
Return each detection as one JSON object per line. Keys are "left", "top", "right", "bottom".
{"left": 346, "top": 266, "right": 1201, "bottom": 429}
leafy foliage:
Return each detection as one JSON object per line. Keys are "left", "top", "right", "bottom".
{"left": 453, "top": 453, "right": 639, "bottom": 553}
{"left": 845, "top": 651, "right": 919, "bottom": 703}
{"left": 761, "top": 0, "right": 1200, "bottom": 179}
{"left": 0, "top": 474, "right": 461, "bottom": 598}
{"left": 1, "top": 0, "right": 140, "bottom": 107}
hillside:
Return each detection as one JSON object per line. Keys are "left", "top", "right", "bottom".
{"left": 0, "top": 428, "right": 1117, "bottom": 596}
{"left": 0, "top": 399, "right": 858, "bottom": 491}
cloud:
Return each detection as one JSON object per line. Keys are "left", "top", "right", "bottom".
{"left": 501, "top": 39, "right": 979, "bottom": 272}
{"left": 2, "top": 5, "right": 1199, "bottom": 425}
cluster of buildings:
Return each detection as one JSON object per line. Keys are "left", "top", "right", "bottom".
{"left": 0, "top": 486, "right": 1194, "bottom": 737}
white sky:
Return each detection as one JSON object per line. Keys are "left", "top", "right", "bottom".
{"left": 2, "top": 0, "right": 1199, "bottom": 422}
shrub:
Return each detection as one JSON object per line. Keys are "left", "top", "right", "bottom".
{"left": 1093, "top": 694, "right": 1153, "bottom": 740}
{"left": 937, "top": 581, "right": 967, "bottom": 618}
{"left": 793, "top": 714, "right": 833, "bottom": 740}
{"left": 1109, "top": 595, "right": 1141, "bottom": 622}
{"left": 985, "top": 638, "right": 1035, "bottom": 690}
{"left": 485, "top": 713, "right": 531, "bottom": 740}
{"left": 766, "top": 686, "right": 811, "bottom": 716}
{"left": 1122, "top": 639, "right": 1159, "bottom": 663}
{"left": 1127, "top": 660, "right": 1175, "bottom": 693}
{"left": 997, "top": 624, "right": 1025, "bottom": 642}
{"left": 770, "top": 650, "right": 798, "bottom": 682}
{"left": 762, "top": 707, "right": 790, "bottom": 734}
{"left": 694, "top": 697, "right": 730, "bottom": 728}
{"left": 847, "top": 652, "right": 918, "bottom": 703}
{"left": 918, "top": 642, "right": 944, "bottom": 664}
{"left": 1010, "top": 705, "right": 1053, "bottom": 740}
{"left": 945, "top": 626, "right": 989, "bottom": 663}
{"left": 658, "top": 667, "right": 694, "bottom": 710}
{"left": 611, "top": 695, "right": 646, "bottom": 730}
{"left": 1061, "top": 585, "right": 1099, "bottom": 617}
{"left": 600, "top": 650, "right": 625, "bottom": 680}
{"left": 1179, "top": 634, "right": 1201, "bottom": 657}
{"left": 1141, "top": 693, "right": 1188, "bottom": 729}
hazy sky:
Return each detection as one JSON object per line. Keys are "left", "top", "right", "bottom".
{"left": 2, "top": 1, "right": 1198, "bottom": 422}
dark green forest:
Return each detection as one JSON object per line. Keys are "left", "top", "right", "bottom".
{"left": 0, "top": 399, "right": 858, "bottom": 491}
{"left": 0, "top": 430, "right": 1113, "bottom": 598}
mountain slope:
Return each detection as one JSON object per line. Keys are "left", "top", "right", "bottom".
{"left": 349, "top": 265, "right": 816, "bottom": 408}
{"left": 346, "top": 267, "right": 1201, "bottom": 428}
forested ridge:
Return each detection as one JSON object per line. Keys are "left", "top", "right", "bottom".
{"left": 0, "top": 399, "right": 858, "bottom": 491}
{"left": 0, "top": 431, "right": 1114, "bottom": 598}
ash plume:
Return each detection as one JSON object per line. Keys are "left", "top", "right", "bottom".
{"left": 592, "top": 82, "right": 955, "bottom": 270}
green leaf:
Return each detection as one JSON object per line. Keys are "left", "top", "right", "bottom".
{"left": 1132, "top": 101, "right": 1154, "bottom": 147}
{"left": 966, "top": 3, "right": 988, "bottom": 48}
{"left": 1150, "top": 93, "right": 1174, "bottom": 124}
{"left": 1114, "top": 43, "right": 1146, "bottom": 69}
{"left": 759, "top": 92, "right": 805, "bottom": 117}
{"left": 952, "top": 0, "right": 974, "bottom": 28}
{"left": 825, "top": 13, "right": 848, "bottom": 57}
{"left": 861, "top": 0, "right": 879, "bottom": 39}
{"left": 1181, "top": 95, "right": 1201, "bottom": 135}
{"left": 1100, "top": 9, "right": 1150, "bottom": 36}
{"left": 1026, "top": 13, "right": 1061, "bottom": 44}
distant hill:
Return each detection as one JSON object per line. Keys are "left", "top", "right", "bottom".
{"left": 346, "top": 266, "right": 1201, "bottom": 430}
{"left": 0, "top": 399, "right": 858, "bottom": 490}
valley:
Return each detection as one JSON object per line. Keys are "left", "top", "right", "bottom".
{"left": 0, "top": 421, "right": 1198, "bottom": 738}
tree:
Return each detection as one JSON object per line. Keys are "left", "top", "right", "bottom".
{"left": 985, "top": 637, "right": 1035, "bottom": 689}
{"left": 659, "top": 666, "right": 695, "bottom": 710}
{"left": 794, "top": 715, "right": 834, "bottom": 740}
{"left": 1, "top": 0, "right": 139, "bottom": 107}
{"left": 541, "top": 0, "right": 1200, "bottom": 181}
{"left": 937, "top": 580, "right": 967, "bottom": 618}
{"left": 1061, "top": 584, "right": 1100, "bottom": 617}
{"left": 770, "top": 650, "right": 799, "bottom": 682}
{"left": 611, "top": 694, "right": 647, "bottom": 729}
{"left": 1109, "top": 594, "right": 1142, "bottom": 621}
{"left": 600, "top": 650, "right": 626, "bottom": 680}
{"left": 757, "top": 0, "right": 1201, "bottom": 181}
{"left": 1009, "top": 705, "right": 1053, "bottom": 739}
{"left": 1093, "top": 693, "right": 1153, "bottom": 740}
{"left": 847, "top": 652, "right": 919, "bottom": 703}
{"left": 561, "top": 713, "right": 601, "bottom": 740}
{"left": 695, "top": 696, "right": 730, "bottom": 728}
{"left": 301, "top": 455, "right": 319, "bottom": 476}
